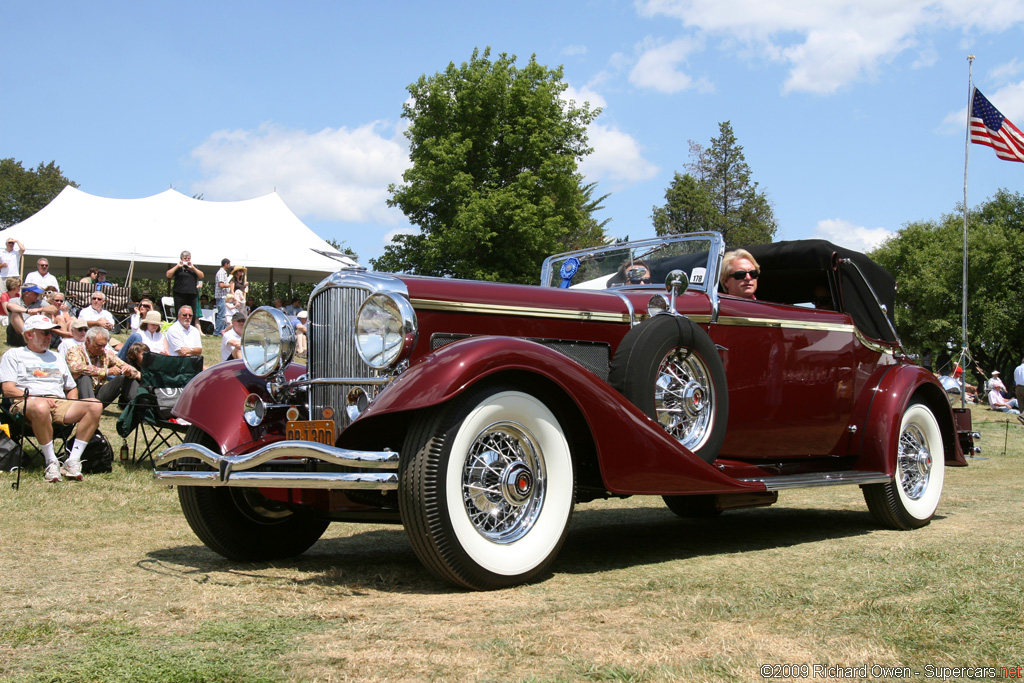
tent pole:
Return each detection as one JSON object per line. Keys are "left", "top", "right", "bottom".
{"left": 269, "top": 268, "right": 275, "bottom": 303}
{"left": 65, "top": 257, "right": 70, "bottom": 282}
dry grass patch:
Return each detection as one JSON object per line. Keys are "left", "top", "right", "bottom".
{"left": 1, "top": 401, "right": 1021, "bottom": 681}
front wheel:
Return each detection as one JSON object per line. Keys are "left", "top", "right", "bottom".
{"left": 177, "top": 426, "right": 330, "bottom": 561}
{"left": 399, "top": 385, "right": 575, "bottom": 590}
{"left": 862, "top": 401, "right": 945, "bottom": 529}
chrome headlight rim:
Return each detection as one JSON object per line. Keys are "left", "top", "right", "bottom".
{"left": 241, "top": 306, "right": 297, "bottom": 378}
{"left": 354, "top": 292, "right": 417, "bottom": 369}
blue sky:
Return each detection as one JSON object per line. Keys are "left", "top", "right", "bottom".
{"left": 3, "top": 1, "right": 1023, "bottom": 265}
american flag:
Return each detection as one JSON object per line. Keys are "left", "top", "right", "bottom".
{"left": 969, "top": 88, "right": 1024, "bottom": 163}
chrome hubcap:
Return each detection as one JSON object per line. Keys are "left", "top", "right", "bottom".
{"left": 462, "top": 421, "right": 545, "bottom": 543}
{"left": 654, "top": 349, "right": 715, "bottom": 451}
{"left": 898, "top": 423, "right": 932, "bottom": 500}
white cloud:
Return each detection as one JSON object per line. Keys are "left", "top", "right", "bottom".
{"left": 580, "top": 124, "right": 659, "bottom": 183}
{"left": 634, "top": 0, "right": 1024, "bottom": 94}
{"left": 628, "top": 36, "right": 704, "bottom": 94}
{"left": 812, "top": 218, "right": 893, "bottom": 252}
{"left": 191, "top": 121, "right": 409, "bottom": 225}
{"left": 561, "top": 44, "right": 588, "bottom": 57}
{"left": 990, "top": 58, "right": 1024, "bottom": 85}
{"left": 561, "top": 85, "right": 659, "bottom": 184}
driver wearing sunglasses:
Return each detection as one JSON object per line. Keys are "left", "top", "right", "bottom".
{"left": 720, "top": 249, "right": 760, "bottom": 300}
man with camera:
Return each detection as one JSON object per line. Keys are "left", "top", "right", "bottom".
{"left": 166, "top": 250, "right": 204, "bottom": 320}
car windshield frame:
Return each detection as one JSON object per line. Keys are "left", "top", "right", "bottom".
{"left": 540, "top": 232, "right": 726, "bottom": 297}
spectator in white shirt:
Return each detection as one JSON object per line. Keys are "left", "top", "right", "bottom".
{"left": 77, "top": 289, "right": 115, "bottom": 330}
{"left": 221, "top": 312, "right": 245, "bottom": 361}
{"left": 23, "top": 257, "right": 60, "bottom": 292}
{"left": 165, "top": 305, "right": 202, "bottom": 358}
{"left": 0, "top": 237, "right": 24, "bottom": 279}
{"left": 1015, "top": 358, "right": 1024, "bottom": 408}
{"left": 58, "top": 319, "right": 88, "bottom": 359}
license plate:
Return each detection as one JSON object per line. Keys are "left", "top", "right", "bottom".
{"left": 286, "top": 420, "right": 335, "bottom": 445}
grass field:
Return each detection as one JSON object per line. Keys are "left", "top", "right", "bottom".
{"left": 1, "top": 339, "right": 1022, "bottom": 681}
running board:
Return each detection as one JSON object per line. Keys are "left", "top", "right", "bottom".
{"left": 738, "top": 471, "right": 891, "bottom": 491}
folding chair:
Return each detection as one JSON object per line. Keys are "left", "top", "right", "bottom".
{"left": 161, "top": 297, "right": 175, "bottom": 321}
{"left": 116, "top": 351, "right": 203, "bottom": 466}
{"left": 103, "top": 285, "right": 133, "bottom": 331}
{"left": 1, "top": 396, "right": 76, "bottom": 468}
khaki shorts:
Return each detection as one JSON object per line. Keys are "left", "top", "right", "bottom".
{"left": 9, "top": 396, "right": 74, "bottom": 423}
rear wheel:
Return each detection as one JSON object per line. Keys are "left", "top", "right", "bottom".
{"left": 863, "top": 401, "right": 945, "bottom": 529}
{"left": 177, "top": 426, "right": 329, "bottom": 560}
{"left": 399, "top": 385, "right": 575, "bottom": 590}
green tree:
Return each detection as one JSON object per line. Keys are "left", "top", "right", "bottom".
{"left": 325, "top": 238, "right": 359, "bottom": 262}
{"left": 870, "top": 189, "right": 1024, "bottom": 375}
{"left": 0, "top": 158, "right": 79, "bottom": 229}
{"left": 653, "top": 122, "right": 776, "bottom": 246}
{"left": 372, "top": 47, "right": 605, "bottom": 283}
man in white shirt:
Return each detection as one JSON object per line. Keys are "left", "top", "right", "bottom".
{"left": 0, "top": 315, "right": 103, "bottom": 482}
{"left": 23, "top": 257, "right": 60, "bottom": 292}
{"left": 77, "top": 289, "right": 115, "bottom": 330}
{"left": 221, "top": 312, "right": 245, "bottom": 361}
{"left": 0, "top": 237, "right": 24, "bottom": 278}
{"left": 165, "top": 305, "right": 203, "bottom": 358}
{"left": 58, "top": 319, "right": 88, "bottom": 359}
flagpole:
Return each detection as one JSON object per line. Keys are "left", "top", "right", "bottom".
{"left": 961, "top": 55, "right": 975, "bottom": 409}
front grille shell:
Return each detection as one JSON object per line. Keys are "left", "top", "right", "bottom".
{"left": 306, "top": 271, "right": 409, "bottom": 430}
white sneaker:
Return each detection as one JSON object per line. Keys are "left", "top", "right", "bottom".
{"left": 44, "top": 462, "right": 62, "bottom": 483}
{"left": 61, "top": 459, "right": 83, "bottom": 481}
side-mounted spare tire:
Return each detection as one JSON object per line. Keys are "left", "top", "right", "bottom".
{"left": 609, "top": 314, "right": 728, "bottom": 464}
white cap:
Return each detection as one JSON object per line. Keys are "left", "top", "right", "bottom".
{"left": 24, "top": 315, "right": 59, "bottom": 332}
{"left": 297, "top": 311, "right": 308, "bottom": 319}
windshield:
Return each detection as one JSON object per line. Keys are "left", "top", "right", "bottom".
{"left": 540, "top": 233, "right": 725, "bottom": 292}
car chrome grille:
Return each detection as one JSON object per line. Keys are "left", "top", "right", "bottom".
{"left": 307, "top": 284, "right": 383, "bottom": 428}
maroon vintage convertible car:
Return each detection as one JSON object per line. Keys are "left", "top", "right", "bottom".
{"left": 155, "top": 233, "right": 973, "bottom": 590}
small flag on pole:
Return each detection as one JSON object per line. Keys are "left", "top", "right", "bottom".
{"left": 969, "top": 88, "right": 1024, "bottom": 163}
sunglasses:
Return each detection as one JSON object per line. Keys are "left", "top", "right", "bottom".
{"left": 180, "top": 313, "right": 193, "bottom": 318}
{"left": 53, "top": 299, "right": 64, "bottom": 304}
{"left": 729, "top": 269, "right": 759, "bottom": 281}
{"left": 140, "top": 304, "right": 151, "bottom": 309}
{"left": 91, "top": 296, "right": 104, "bottom": 301}
{"left": 39, "top": 264, "right": 49, "bottom": 269}
{"left": 36, "top": 329, "right": 53, "bottom": 336}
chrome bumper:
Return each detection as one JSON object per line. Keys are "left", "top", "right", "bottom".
{"left": 153, "top": 440, "right": 399, "bottom": 490}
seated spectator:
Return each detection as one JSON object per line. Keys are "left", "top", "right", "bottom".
{"left": 127, "top": 298, "right": 156, "bottom": 333}
{"left": 1, "top": 276, "right": 22, "bottom": 315}
{"left": 988, "top": 370, "right": 1008, "bottom": 396}
{"left": 96, "top": 268, "right": 114, "bottom": 287}
{"left": 24, "top": 257, "right": 60, "bottom": 292}
{"left": 200, "top": 294, "right": 211, "bottom": 309}
{"left": 7, "top": 284, "right": 58, "bottom": 347}
{"left": 0, "top": 315, "right": 103, "bottom": 482}
{"left": 66, "top": 326, "right": 140, "bottom": 408}
{"left": 293, "top": 310, "right": 307, "bottom": 356}
{"left": 123, "top": 343, "right": 148, "bottom": 374}
{"left": 79, "top": 266, "right": 99, "bottom": 286}
{"left": 272, "top": 297, "right": 285, "bottom": 311}
{"left": 47, "top": 290, "right": 75, "bottom": 342}
{"left": 0, "top": 237, "right": 24, "bottom": 279}
{"left": 120, "top": 310, "right": 168, "bottom": 358}
{"left": 77, "top": 290, "right": 115, "bottom": 331}
{"left": 165, "top": 305, "right": 203, "bottom": 358}
{"left": 59, "top": 319, "right": 88, "bottom": 359}
{"left": 284, "top": 297, "right": 303, "bottom": 316}
{"left": 221, "top": 312, "right": 245, "bottom": 361}
{"left": 988, "top": 385, "right": 1021, "bottom": 414}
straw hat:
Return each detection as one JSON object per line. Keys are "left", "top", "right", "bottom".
{"left": 232, "top": 265, "right": 247, "bottom": 275}
{"left": 143, "top": 310, "right": 164, "bottom": 326}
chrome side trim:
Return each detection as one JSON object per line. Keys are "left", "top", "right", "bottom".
{"left": 608, "top": 290, "right": 637, "bottom": 325}
{"left": 738, "top": 471, "right": 891, "bottom": 491}
{"left": 411, "top": 298, "right": 631, "bottom": 323}
{"left": 154, "top": 441, "right": 399, "bottom": 490}
{"left": 716, "top": 315, "right": 855, "bottom": 333}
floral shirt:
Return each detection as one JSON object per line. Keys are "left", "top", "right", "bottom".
{"left": 65, "top": 344, "right": 136, "bottom": 390}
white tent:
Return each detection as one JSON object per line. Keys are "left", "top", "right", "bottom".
{"left": 3, "top": 186, "right": 357, "bottom": 287}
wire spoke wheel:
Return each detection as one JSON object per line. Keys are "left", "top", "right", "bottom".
{"left": 654, "top": 348, "right": 715, "bottom": 451}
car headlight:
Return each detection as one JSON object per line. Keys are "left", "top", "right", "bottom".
{"left": 241, "top": 306, "right": 296, "bottom": 377}
{"left": 355, "top": 292, "right": 417, "bottom": 369}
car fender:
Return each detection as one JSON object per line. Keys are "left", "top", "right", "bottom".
{"left": 854, "top": 362, "right": 966, "bottom": 474}
{"left": 346, "top": 336, "right": 763, "bottom": 495}
{"left": 172, "top": 360, "right": 307, "bottom": 455}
